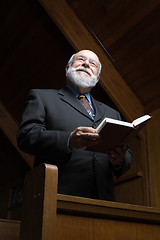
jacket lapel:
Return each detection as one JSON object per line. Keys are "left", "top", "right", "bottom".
{"left": 91, "top": 96, "right": 105, "bottom": 123}
{"left": 58, "top": 87, "right": 93, "bottom": 119}
{"left": 59, "top": 87, "right": 105, "bottom": 123}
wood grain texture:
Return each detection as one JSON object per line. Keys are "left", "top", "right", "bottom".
{"left": 147, "top": 108, "right": 160, "bottom": 208}
{"left": 56, "top": 213, "right": 160, "bottom": 240}
{"left": 39, "top": 0, "right": 144, "bottom": 121}
{"left": 20, "top": 164, "right": 58, "bottom": 240}
{"left": 0, "top": 219, "right": 20, "bottom": 240}
{"left": 68, "top": 0, "right": 160, "bottom": 113}
{"left": 19, "top": 165, "right": 160, "bottom": 240}
{"left": 56, "top": 194, "right": 160, "bottom": 239}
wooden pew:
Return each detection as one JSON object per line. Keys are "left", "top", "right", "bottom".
{"left": 0, "top": 219, "right": 20, "bottom": 240}
{"left": 21, "top": 164, "right": 160, "bottom": 240}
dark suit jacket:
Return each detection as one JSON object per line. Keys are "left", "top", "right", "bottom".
{"left": 17, "top": 87, "right": 132, "bottom": 201}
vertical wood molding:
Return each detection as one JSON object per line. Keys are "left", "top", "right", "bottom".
{"left": 20, "top": 164, "right": 58, "bottom": 240}
{"left": 39, "top": 0, "right": 144, "bottom": 121}
{"left": 147, "top": 108, "right": 160, "bottom": 208}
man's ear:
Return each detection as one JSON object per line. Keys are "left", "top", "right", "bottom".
{"left": 65, "top": 65, "right": 69, "bottom": 75}
{"left": 97, "top": 75, "right": 100, "bottom": 83}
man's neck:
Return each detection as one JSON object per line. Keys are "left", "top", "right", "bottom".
{"left": 67, "top": 82, "right": 91, "bottom": 94}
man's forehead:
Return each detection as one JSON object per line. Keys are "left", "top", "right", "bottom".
{"left": 74, "top": 50, "right": 99, "bottom": 62}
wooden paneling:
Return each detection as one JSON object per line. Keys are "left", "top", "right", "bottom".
{"left": 20, "top": 164, "right": 160, "bottom": 240}
{"left": 57, "top": 213, "right": 160, "bottom": 240}
{"left": 68, "top": 0, "right": 160, "bottom": 113}
{"left": 39, "top": 0, "right": 144, "bottom": 121}
{"left": 2, "top": 164, "right": 160, "bottom": 240}
{"left": 147, "top": 108, "right": 160, "bottom": 208}
{"left": 0, "top": 219, "right": 20, "bottom": 240}
{"left": 114, "top": 134, "right": 150, "bottom": 206}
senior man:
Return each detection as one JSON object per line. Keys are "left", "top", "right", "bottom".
{"left": 17, "top": 49, "right": 132, "bottom": 201}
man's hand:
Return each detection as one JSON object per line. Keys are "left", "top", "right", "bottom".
{"left": 69, "top": 126, "right": 101, "bottom": 150}
{"left": 108, "top": 143, "right": 127, "bottom": 166}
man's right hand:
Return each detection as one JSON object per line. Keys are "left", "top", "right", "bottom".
{"left": 69, "top": 126, "right": 101, "bottom": 150}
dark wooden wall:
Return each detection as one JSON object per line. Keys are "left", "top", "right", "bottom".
{"left": 67, "top": 0, "right": 160, "bottom": 113}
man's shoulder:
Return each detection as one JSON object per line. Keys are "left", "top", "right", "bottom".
{"left": 26, "top": 89, "right": 62, "bottom": 103}
{"left": 93, "top": 97, "right": 117, "bottom": 112}
{"left": 28, "top": 88, "right": 62, "bottom": 98}
{"left": 30, "top": 88, "right": 59, "bottom": 94}
{"left": 100, "top": 101, "right": 117, "bottom": 112}
{"left": 93, "top": 97, "right": 121, "bottom": 119}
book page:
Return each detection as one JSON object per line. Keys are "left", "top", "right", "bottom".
{"left": 132, "top": 115, "right": 151, "bottom": 127}
{"left": 96, "top": 117, "right": 133, "bottom": 133}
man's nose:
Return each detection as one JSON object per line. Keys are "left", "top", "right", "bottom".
{"left": 82, "top": 59, "right": 90, "bottom": 68}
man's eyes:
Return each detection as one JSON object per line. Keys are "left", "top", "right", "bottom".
{"left": 76, "top": 57, "right": 98, "bottom": 67}
{"left": 89, "top": 61, "right": 97, "bottom": 66}
{"left": 77, "top": 57, "right": 85, "bottom": 61}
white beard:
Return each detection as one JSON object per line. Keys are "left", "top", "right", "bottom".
{"left": 66, "top": 66, "right": 98, "bottom": 89}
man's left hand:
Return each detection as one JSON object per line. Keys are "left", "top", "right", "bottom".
{"left": 108, "top": 143, "right": 127, "bottom": 166}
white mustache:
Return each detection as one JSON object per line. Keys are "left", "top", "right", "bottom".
{"left": 73, "top": 66, "right": 93, "bottom": 76}
{"left": 66, "top": 65, "right": 98, "bottom": 89}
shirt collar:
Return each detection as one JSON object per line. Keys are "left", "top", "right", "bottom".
{"left": 66, "top": 84, "right": 91, "bottom": 103}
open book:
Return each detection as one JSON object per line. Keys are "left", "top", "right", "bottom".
{"left": 86, "top": 115, "right": 151, "bottom": 154}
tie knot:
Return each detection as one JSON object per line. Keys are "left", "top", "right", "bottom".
{"left": 78, "top": 95, "right": 85, "bottom": 100}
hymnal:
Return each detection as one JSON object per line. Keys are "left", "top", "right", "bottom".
{"left": 86, "top": 115, "right": 151, "bottom": 153}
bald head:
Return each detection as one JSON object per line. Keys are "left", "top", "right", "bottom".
{"left": 74, "top": 50, "right": 100, "bottom": 65}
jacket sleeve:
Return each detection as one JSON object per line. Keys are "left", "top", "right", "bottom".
{"left": 110, "top": 148, "right": 132, "bottom": 178}
{"left": 17, "top": 89, "right": 71, "bottom": 157}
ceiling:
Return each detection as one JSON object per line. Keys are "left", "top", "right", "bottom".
{"left": 67, "top": 0, "right": 160, "bottom": 114}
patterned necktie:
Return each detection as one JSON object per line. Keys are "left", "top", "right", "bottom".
{"left": 78, "top": 95, "right": 93, "bottom": 115}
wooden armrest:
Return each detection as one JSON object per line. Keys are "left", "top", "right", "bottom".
{"left": 20, "top": 164, "right": 58, "bottom": 240}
